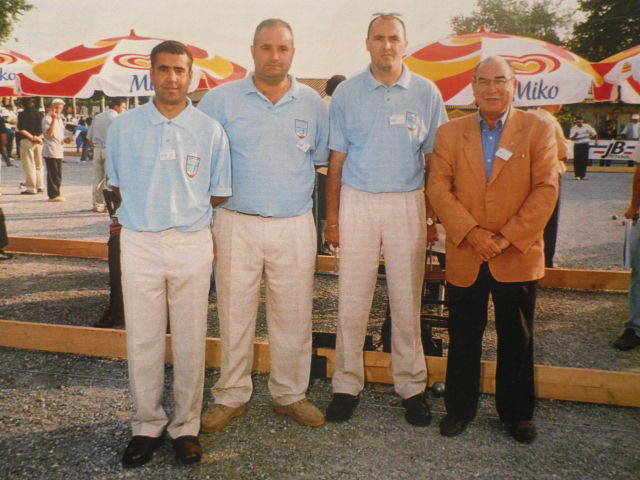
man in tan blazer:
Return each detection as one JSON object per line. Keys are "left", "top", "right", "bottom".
{"left": 428, "top": 56, "right": 558, "bottom": 444}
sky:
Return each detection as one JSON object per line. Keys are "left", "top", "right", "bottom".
{"left": 5, "top": 0, "right": 579, "bottom": 78}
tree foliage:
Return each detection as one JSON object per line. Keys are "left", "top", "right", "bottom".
{"left": 450, "top": 0, "right": 572, "bottom": 45}
{"left": 568, "top": 0, "right": 640, "bottom": 61}
{"left": 0, "top": 0, "right": 33, "bottom": 44}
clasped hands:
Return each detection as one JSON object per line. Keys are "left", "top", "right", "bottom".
{"left": 465, "top": 226, "right": 510, "bottom": 262}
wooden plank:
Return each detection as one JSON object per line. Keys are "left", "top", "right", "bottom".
{"left": 316, "top": 348, "right": 640, "bottom": 408}
{"left": 5, "top": 237, "right": 108, "bottom": 259}
{"left": 0, "top": 320, "right": 270, "bottom": 372}
{"left": 4, "top": 238, "right": 631, "bottom": 291}
{"left": 565, "top": 166, "right": 634, "bottom": 173}
{"left": 540, "top": 268, "right": 629, "bottom": 291}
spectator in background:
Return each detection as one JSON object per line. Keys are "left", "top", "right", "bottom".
{"left": 616, "top": 162, "right": 640, "bottom": 351}
{"left": 534, "top": 104, "right": 568, "bottom": 268}
{"left": 42, "top": 98, "right": 68, "bottom": 202}
{"left": 569, "top": 117, "right": 596, "bottom": 180}
{"left": 324, "top": 74, "right": 346, "bottom": 106}
{"left": 597, "top": 119, "right": 617, "bottom": 167}
{"left": 0, "top": 103, "right": 17, "bottom": 166}
{"left": 88, "top": 98, "right": 127, "bottom": 213}
{"left": 0, "top": 206, "right": 11, "bottom": 260}
{"left": 74, "top": 119, "right": 90, "bottom": 163}
{"left": 17, "top": 97, "right": 45, "bottom": 195}
{"left": 620, "top": 114, "right": 640, "bottom": 167}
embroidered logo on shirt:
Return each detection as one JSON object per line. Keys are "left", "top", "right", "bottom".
{"left": 295, "top": 119, "right": 309, "bottom": 139}
{"left": 185, "top": 154, "right": 201, "bottom": 178}
{"left": 406, "top": 111, "right": 418, "bottom": 131}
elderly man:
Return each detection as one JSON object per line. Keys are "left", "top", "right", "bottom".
{"left": 428, "top": 57, "right": 558, "bottom": 443}
{"left": 323, "top": 13, "right": 448, "bottom": 425}
{"left": 88, "top": 97, "right": 127, "bottom": 212}
{"left": 197, "top": 18, "right": 329, "bottom": 431}
{"left": 621, "top": 114, "right": 640, "bottom": 167}
{"left": 106, "top": 40, "right": 231, "bottom": 467}
{"left": 42, "top": 98, "right": 67, "bottom": 202}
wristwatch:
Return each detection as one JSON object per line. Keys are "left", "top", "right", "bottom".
{"left": 426, "top": 217, "right": 435, "bottom": 226}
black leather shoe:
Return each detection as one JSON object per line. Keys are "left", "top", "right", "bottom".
{"left": 122, "top": 435, "right": 164, "bottom": 468}
{"left": 172, "top": 435, "right": 202, "bottom": 465}
{"left": 510, "top": 420, "right": 537, "bottom": 443}
{"left": 439, "top": 414, "right": 469, "bottom": 437}
{"left": 613, "top": 328, "right": 640, "bottom": 351}
{"left": 326, "top": 393, "right": 359, "bottom": 423}
{"left": 401, "top": 392, "right": 431, "bottom": 426}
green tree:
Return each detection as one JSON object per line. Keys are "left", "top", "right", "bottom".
{"left": 569, "top": 0, "right": 640, "bottom": 61}
{"left": 0, "top": 0, "right": 33, "bottom": 44}
{"left": 451, "top": 0, "right": 572, "bottom": 45}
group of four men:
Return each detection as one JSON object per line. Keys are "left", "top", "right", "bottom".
{"left": 107, "top": 15, "right": 558, "bottom": 468}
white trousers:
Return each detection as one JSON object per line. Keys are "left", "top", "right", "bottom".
{"left": 333, "top": 186, "right": 428, "bottom": 399}
{"left": 121, "top": 227, "right": 213, "bottom": 438}
{"left": 212, "top": 208, "right": 316, "bottom": 407}
{"left": 19, "top": 138, "right": 44, "bottom": 193}
{"left": 92, "top": 147, "right": 106, "bottom": 207}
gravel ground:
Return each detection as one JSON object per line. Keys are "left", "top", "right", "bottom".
{"left": 0, "top": 161, "right": 638, "bottom": 479}
{"left": 0, "top": 160, "right": 633, "bottom": 270}
{"left": 1, "top": 347, "right": 638, "bottom": 480}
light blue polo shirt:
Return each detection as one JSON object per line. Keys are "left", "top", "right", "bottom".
{"left": 106, "top": 99, "right": 232, "bottom": 233}
{"left": 479, "top": 110, "right": 509, "bottom": 180}
{"left": 329, "top": 66, "right": 448, "bottom": 193}
{"left": 197, "top": 74, "right": 329, "bottom": 218}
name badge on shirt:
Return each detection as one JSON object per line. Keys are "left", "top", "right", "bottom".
{"left": 495, "top": 147, "right": 513, "bottom": 161}
{"left": 389, "top": 114, "right": 405, "bottom": 126}
{"left": 296, "top": 139, "right": 311, "bottom": 153}
{"left": 159, "top": 150, "right": 176, "bottom": 161}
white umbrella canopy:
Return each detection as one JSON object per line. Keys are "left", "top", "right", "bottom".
{"left": 0, "top": 48, "right": 34, "bottom": 96}
{"left": 404, "top": 28, "right": 602, "bottom": 106}
{"left": 17, "top": 29, "right": 246, "bottom": 98}
{"left": 593, "top": 45, "right": 640, "bottom": 103}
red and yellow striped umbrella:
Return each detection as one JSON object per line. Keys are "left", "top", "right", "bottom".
{"left": 0, "top": 49, "right": 34, "bottom": 96}
{"left": 592, "top": 45, "right": 640, "bottom": 103}
{"left": 404, "top": 28, "right": 601, "bottom": 106}
{"left": 17, "top": 29, "right": 246, "bottom": 98}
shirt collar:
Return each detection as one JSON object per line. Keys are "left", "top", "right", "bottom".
{"left": 147, "top": 97, "right": 193, "bottom": 127}
{"left": 243, "top": 72, "right": 300, "bottom": 100}
{"left": 365, "top": 64, "right": 411, "bottom": 91}
{"left": 478, "top": 108, "right": 510, "bottom": 130}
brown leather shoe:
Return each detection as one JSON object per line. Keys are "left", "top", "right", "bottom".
{"left": 274, "top": 398, "right": 325, "bottom": 427}
{"left": 613, "top": 328, "right": 640, "bottom": 351}
{"left": 200, "top": 403, "right": 248, "bottom": 433}
{"left": 172, "top": 435, "right": 202, "bottom": 465}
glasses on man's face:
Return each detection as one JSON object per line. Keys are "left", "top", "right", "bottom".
{"left": 475, "top": 77, "right": 513, "bottom": 88}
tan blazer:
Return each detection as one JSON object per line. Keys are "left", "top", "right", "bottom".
{"left": 428, "top": 109, "right": 559, "bottom": 287}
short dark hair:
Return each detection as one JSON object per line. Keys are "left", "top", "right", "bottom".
{"left": 109, "top": 98, "right": 126, "bottom": 109}
{"left": 253, "top": 18, "right": 294, "bottom": 46}
{"left": 325, "top": 75, "right": 346, "bottom": 96}
{"left": 150, "top": 40, "right": 193, "bottom": 69}
{"left": 367, "top": 14, "right": 406, "bottom": 39}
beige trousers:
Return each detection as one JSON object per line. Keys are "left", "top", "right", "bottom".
{"left": 212, "top": 208, "right": 316, "bottom": 407}
{"left": 92, "top": 147, "right": 106, "bottom": 207}
{"left": 19, "top": 138, "right": 44, "bottom": 193}
{"left": 333, "top": 186, "right": 428, "bottom": 399}
{"left": 121, "top": 227, "right": 213, "bottom": 438}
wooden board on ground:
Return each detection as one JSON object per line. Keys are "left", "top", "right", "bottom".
{"left": 1, "top": 320, "right": 637, "bottom": 407}
{"left": 5, "top": 237, "right": 631, "bottom": 292}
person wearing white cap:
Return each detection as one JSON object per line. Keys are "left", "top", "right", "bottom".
{"left": 42, "top": 98, "right": 68, "bottom": 201}
{"left": 621, "top": 114, "right": 640, "bottom": 167}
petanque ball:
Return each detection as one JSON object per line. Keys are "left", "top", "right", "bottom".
{"left": 431, "top": 382, "right": 445, "bottom": 397}
{"left": 612, "top": 215, "right": 618, "bottom": 220}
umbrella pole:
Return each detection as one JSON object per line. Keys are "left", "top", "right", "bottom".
{"left": 101, "top": 94, "right": 105, "bottom": 112}
{"left": 134, "top": 96, "right": 139, "bottom": 108}
{"left": 72, "top": 98, "right": 77, "bottom": 116}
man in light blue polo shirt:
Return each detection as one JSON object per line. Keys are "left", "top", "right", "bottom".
{"left": 324, "top": 14, "right": 448, "bottom": 425}
{"left": 198, "top": 18, "right": 329, "bottom": 431}
{"left": 106, "top": 41, "right": 231, "bottom": 468}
